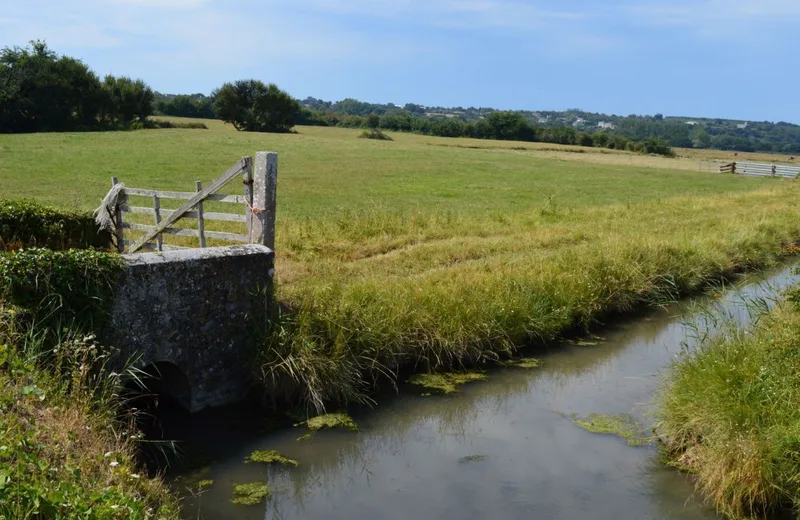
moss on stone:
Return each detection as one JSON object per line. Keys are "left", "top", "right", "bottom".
{"left": 408, "top": 372, "right": 487, "bottom": 394}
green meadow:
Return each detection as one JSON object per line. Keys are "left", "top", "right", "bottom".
{"left": 3, "top": 120, "right": 800, "bottom": 410}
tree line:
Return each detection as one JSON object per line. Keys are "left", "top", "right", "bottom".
{"left": 1, "top": 42, "right": 154, "bottom": 133}
{"left": 299, "top": 98, "right": 800, "bottom": 154}
{"left": 296, "top": 108, "right": 674, "bottom": 155}
{"left": 0, "top": 42, "right": 299, "bottom": 135}
{"left": 6, "top": 41, "right": 791, "bottom": 157}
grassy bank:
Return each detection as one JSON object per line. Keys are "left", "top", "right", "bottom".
{"left": 658, "top": 284, "right": 800, "bottom": 518}
{"left": 3, "top": 123, "right": 800, "bottom": 413}
{"left": 263, "top": 187, "right": 800, "bottom": 410}
{"left": 0, "top": 203, "right": 178, "bottom": 519}
{"left": 0, "top": 318, "right": 179, "bottom": 520}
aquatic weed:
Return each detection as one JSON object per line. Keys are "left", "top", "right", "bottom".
{"left": 571, "top": 413, "right": 651, "bottom": 446}
{"left": 231, "top": 482, "right": 271, "bottom": 506}
{"left": 300, "top": 413, "right": 358, "bottom": 432}
{"left": 246, "top": 450, "right": 299, "bottom": 467}
{"left": 498, "top": 358, "right": 543, "bottom": 369}
{"left": 408, "top": 372, "right": 487, "bottom": 394}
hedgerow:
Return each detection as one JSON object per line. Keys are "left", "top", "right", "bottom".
{"left": 0, "top": 199, "right": 111, "bottom": 251}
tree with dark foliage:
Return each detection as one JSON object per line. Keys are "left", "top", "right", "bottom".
{"left": 212, "top": 80, "right": 299, "bottom": 133}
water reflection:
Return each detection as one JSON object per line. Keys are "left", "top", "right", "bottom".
{"left": 170, "top": 265, "right": 797, "bottom": 520}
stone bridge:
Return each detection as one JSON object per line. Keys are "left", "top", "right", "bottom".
{"left": 102, "top": 245, "right": 274, "bottom": 412}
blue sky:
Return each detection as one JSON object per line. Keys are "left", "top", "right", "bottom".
{"left": 2, "top": 0, "right": 799, "bottom": 122}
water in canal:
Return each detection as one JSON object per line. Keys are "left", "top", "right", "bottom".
{"left": 159, "top": 264, "right": 799, "bottom": 519}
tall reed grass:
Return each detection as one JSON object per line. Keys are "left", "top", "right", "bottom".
{"left": 658, "top": 283, "right": 800, "bottom": 518}
{"left": 259, "top": 188, "right": 800, "bottom": 413}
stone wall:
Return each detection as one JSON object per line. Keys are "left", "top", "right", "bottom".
{"left": 103, "top": 245, "right": 274, "bottom": 412}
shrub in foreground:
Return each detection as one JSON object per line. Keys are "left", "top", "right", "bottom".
{"left": 0, "top": 248, "right": 122, "bottom": 330}
{"left": 0, "top": 224, "right": 175, "bottom": 517}
{"left": 658, "top": 288, "right": 800, "bottom": 518}
{"left": 0, "top": 199, "right": 111, "bottom": 251}
{"left": 0, "top": 311, "right": 179, "bottom": 519}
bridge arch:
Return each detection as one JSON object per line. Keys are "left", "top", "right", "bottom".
{"left": 139, "top": 361, "right": 192, "bottom": 412}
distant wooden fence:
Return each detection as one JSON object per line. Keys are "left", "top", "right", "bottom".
{"left": 104, "top": 152, "right": 278, "bottom": 254}
{"left": 719, "top": 161, "right": 800, "bottom": 179}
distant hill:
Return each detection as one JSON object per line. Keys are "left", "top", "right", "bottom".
{"left": 153, "top": 92, "right": 800, "bottom": 154}
{"left": 298, "top": 97, "right": 800, "bottom": 154}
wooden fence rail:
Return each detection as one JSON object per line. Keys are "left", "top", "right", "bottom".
{"left": 104, "top": 152, "right": 278, "bottom": 254}
{"left": 719, "top": 161, "right": 800, "bottom": 179}
{"left": 719, "top": 162, "right": 736, "bottom": 174}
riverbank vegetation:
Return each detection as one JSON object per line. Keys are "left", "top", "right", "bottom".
{"left": 658, "top": 284, "right": 800, "bottom": 518}
{"left": 0, "top": 203, "right": 178, "bottom": 519}
{"left": 260, "top": 186, "right": 800, "bottom": 411}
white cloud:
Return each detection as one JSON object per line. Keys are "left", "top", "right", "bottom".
{"left": 12, "top": 0, "right": 792, "bottom": 77}
{"left": 268, "top": 0, "right": 619, "bottom": 57}
{"left": 625, "top": 0, "right": 800, "bottom": 31}
{"left": 281, "top": 0, "right": 589, "bottom": 30}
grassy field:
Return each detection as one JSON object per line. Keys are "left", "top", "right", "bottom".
{"left": 0, "top": 117, "right": 779, "bottom": 213}
{"left": 658, "top": 286, "right": 800, "bottom": 518}
{"left": 3, "top": 121, "right": 800, "bottom": 410}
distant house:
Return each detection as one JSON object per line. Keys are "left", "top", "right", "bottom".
{"left": 737, "top": 122, "right": 749, "bottom": 129}
{"left": 597, "top": 121, "right": 616, "bottom": 130}
{"left": 572, "top": 118, "right": 586, "bottom": 127}
{"left": 685, "top": 121, "right": 699, "bottom": 126}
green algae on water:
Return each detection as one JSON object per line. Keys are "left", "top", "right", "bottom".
{"left": 231, "top": 481, "right": 271, "bottom": 506}
{"left": 499, "top": 357, "right": 543, "bottom": 369}
{"left": 408, "top": 372, "right": 487, "bottom": 394}
{"left": 298, "top": 413, "right": 358, "bottom": 432}
{"left": 246, "top": 450, "right": 299, "bottom": 467}
{"left": 459, "top": 454, "right": 487, "bottom": 463}
{"left": 571, "top": 413, "right": 652, "bottom": 446}
{"left": 194, "top": 480, "right": 214, "bottom": 492}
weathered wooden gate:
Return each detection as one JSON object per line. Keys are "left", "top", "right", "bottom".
{"left": 101, "top": 152, "right": 278, "bottom": 253}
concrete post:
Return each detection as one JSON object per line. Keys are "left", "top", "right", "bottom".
{"left": 253, "top": 152, "right": 278, "bottom": 251}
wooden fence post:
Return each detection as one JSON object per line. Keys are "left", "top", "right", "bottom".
{"left": 152, "top": 193, "right": 163, "bottom": 252}
{"left": 242, "top": 157, "right": 254, "bottom": 240}
{"left": 111, "top": 177, "right": 124, "bottom": 253}
{"left": 195, "top": 180, "right": 206, "bottom": 248}
{"left": 252, "top": 152, "right": 278, "bottom": 250}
